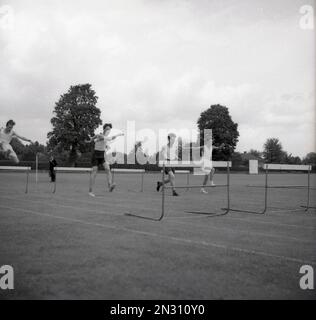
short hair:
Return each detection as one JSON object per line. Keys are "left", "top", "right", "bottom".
{"left": 103, "top": 123, "right": 112, "bottom": 130}
{"left": 6, "top": 120, "right": 15, "bottom": 127}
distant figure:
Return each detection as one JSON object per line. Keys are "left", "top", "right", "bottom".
{"left": 0, "top": 120, "right": 32, "bottom": 163}
{"left": 49, "top": 155, "right": 57, "bottom": 182}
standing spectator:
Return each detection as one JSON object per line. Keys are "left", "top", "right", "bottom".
{"left": 49, "top": 155, "right": 57, "bottom": 182}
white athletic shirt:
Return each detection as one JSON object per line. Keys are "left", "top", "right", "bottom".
{"left": 0, "top": 127, "right": 15, "bottom": 144}
{"left": 201, "top": 144, "right": 213, "bottom": 171}
{"left": 94, "top": 134, "right": 112, "bottom": 152}
{"left": 161, "top": 143, "right": 178, "bottom": 161}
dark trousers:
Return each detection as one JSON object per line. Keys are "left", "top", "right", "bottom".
{"left": 49, "top": 169, "right": 56, "bottom": 182}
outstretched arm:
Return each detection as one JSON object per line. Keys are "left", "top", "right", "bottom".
{"left": 85, "top": 134, "right": 104, "bottom": 143}
{"left": 13, "top": 132, "right": 32, "bottom": 143}
{"left": 110, "top": 132, "right": 124, "bottom": 141}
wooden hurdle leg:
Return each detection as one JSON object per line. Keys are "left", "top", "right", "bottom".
{"left": 25, "top": 169, "right": 29, "bottom": 193}
{"left": 160, "top": 164, "right": 165, "bottom": 221}
{"left": 141, "top": 171, "right": 144, "bottom": 192}
{"left": 186, "top": 172, "right": 189, "bottom": 192}
{"left": 304, "top": 168, "right": 311, "bottom": 212}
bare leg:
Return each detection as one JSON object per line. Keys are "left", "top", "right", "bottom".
{"left": 8, "top": 150, "right": 19, "bottom": 164}
{"left": 89, "top": 166, "right": 98, "bottom": 195}
{"left": 210, "top": 168, "right": 215, "bottom": 185}
{"left": 200, "top": 174, "right": 209, "bottom": 193}
{"left": 103, "top": 162, "right": 113, "bottom": 190}
{"left": 202, "top": 174, "right": 208, "bottom": 186}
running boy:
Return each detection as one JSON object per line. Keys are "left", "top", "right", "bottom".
{"left": 0, "top": 120, "right": 32, "bottom": 163}
{"left": 156, "top": 133, "right": 179, "bottom": 196}
{"left": 86, "top": 123, "right": 124, "bottom": 196}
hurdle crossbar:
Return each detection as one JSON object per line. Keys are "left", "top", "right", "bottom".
{"left": 229, "top": 163, "right": 313, "bottom": 214}
{"left": 53, "top": 167, "right": 93, "bottom": 193}
{"left": 111, "top": 168, "right": 145, "bottom": 192}
{"left": 126, "top": 161, "right": 231, "bottom": 221}
{"left": 0, "top": 166, "right": 31, "bottom": 193}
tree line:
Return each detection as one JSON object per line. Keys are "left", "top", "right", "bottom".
{"left": 1, "top": 84, "right": 315, "bottom": 167}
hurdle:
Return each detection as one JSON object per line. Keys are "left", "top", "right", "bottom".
{"left": 53, "top": 167, "right": 92, "bottom": 193}
{"left": 111, "top": 168, "right": 145, "bottom": 192}
{"left": 0, "top": 166, "right": 31, "bottom": 193}
{"left": 126, "top": 161, "right": 231, "bottom": 221}
{"left": 229, "top": 163, "right": 313, "bottom": 214}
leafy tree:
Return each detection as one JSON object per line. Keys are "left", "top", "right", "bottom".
{"left": 249, "top": 149, "right": 263, "bottom": 159}
{"left": 231, "top": 151, "right": 243, "bottom": 167}
{"left": 263, "top": 138, "right": 285, "bottom": 163}
{"left": 282, "top": 152, "right": 302, "bottom": 165}
{"left": 303, "top": 152, "right": 316, "bottom": 165}
{"left": 197, "top": 104, "right": 239, "bottom": 160}
{"left": 22, "top": 141, "right": 46, "bottom": 161}
{"left": 47, "top": 84, "right": 102, "bottom": 166}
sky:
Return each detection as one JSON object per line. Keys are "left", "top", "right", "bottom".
{"left": 0, "top": 0, "right": 315, "bottom": 157}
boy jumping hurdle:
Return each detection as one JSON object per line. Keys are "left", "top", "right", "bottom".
{"left": 86, "top": 123, "right": 124, "bottom": 196}
{"left": 0, "top": 120, "right": 32, "bottom": 163}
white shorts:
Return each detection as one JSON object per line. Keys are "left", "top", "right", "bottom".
{"left": 201, "top": 159, "right": 213, "bottom": 174}
{"left": 0, "top": 142, "right": 14, "bottom": 154}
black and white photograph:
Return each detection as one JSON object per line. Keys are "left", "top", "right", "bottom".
{"left": 0, "top": 0, "right": 315, "bottom": 307}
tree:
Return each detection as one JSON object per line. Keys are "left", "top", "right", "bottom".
{"left": 303, "top": 152, "right": 316, "bottom": 165}
{"left": 22, "top": 141, "right": 46, "bottom": 161}
{"left": 263, "top": 138, "right": 285, "bottom": 163}
{"left": 47, "top": 84, "right": 102, "bottom": 166}
{"left": 282, "top": 152, "right": 302, "bottom": 165}
{"left": 197, "top": 104, "right": 239, "bottom": 160}
{"left": 249, "top": 149, "right": 263, "bottom": 159}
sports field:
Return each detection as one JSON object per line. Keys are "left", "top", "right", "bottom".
{"left": 0, "top": 171, "right": 315, "bottom": 300}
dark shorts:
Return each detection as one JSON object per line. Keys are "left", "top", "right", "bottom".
{"left": 164, "top": 167, "right": 175, "bottom": 175}
{"left": 91, "top": 150, "right": 105, "bottom": 167}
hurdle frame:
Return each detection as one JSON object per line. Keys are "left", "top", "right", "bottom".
{"left": 162, "top": 161, "right": 231, "bottom": 219}
{"left": 229, "top": 163, "right": 313, "bottom": 214}
{"left": 0, "top": 166, "right": 31, "bottom": 193}
{"left": 53, "top": 167, "right": 93, "bottom": 193}
{"left": 125, "top": 161, "right": 231, "bottom": 221}
{"left": 111, "top": 168, "right": 145, "bottom": 192}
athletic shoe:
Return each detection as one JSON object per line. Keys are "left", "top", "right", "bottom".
{"left": 210, "top": 182, "right": 216, "bottom": 186}
{"left": 200, "top": 188, "right": 208, "bottom": 194}
{"left": 172, "top": 190, "right": 179, "bottom": 196}
{"left": 109, "top": 183, "right": 116, "bottom": 192}
{"left": 89, "top": 192, "right": 95, "bottom": 197}
{"left": 156, "top": 181, "right": 162, "bottom": 192}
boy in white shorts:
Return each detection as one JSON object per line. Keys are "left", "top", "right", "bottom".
{"left": 0, "top": 120, "right": 32, "bottom": 163}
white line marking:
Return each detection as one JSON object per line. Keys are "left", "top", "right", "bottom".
{"left": 0, "top": 204, "right": 315, "bottom": 265}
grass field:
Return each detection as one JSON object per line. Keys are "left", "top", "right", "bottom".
{"left": 0, "top": 170, "right": 315, "bottom": 300}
